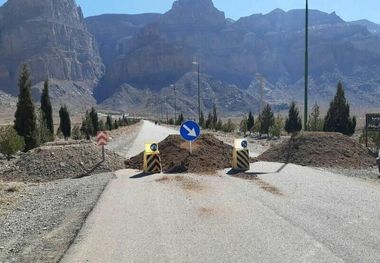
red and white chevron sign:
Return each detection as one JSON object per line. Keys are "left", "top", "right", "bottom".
{"left": 96, "top": 131, "right": 108, "bottom": 146}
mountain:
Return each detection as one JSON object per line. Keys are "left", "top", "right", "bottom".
{"left": 0, "top": 0, "right": 104, "bottom": 109}
{"left": 1, "top": 0, "right": 380, "bottom": 116}
{"left": 87, "top": 1, "right": 380, "bottom": 113}
{"left": 100, "top": 72, "right": 260, "bottom": 116}
{"left": 350, "top": 19, "right": 380, "bottom": 36}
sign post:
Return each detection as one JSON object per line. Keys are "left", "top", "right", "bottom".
{"left": 180, "top": 120, "right": 201, "bottom": 155}
{"left": 96, "top": 131, "right": 108, "bottom": 161}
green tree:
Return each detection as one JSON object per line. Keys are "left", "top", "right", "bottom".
{"left": 199, "top": 111, "right": 205, "bottom": 128}
{"left": 40, "top": 78, "right": 54, "bottom": 136}
{"left": 212, "top": 104, "right": 218, "bottom": 129}
{"left": 81, "top": 111, "right": 93, "bottom": 140}
{"left": 106, "top": 115, "right": 113, "bottom": 130}
{"left": 114, "top": 120, "right": 119, "bottom": 130}
{"left": 269, "top": 115, "right": 284, "bottom": 138}
{"left": 168, "top": 118, "right": 174, "bottom": 125}
{"left": 308, "top": 102, "right": 323, "bottom": 131}
{"left": 59, "top": 105, "right": 71, "bottom": 140}
{"left": 205, "top": 112, "right": 213, "bottom": 129}
{"left": 98, "top": 120, "right": 105, "bottom": 131}
{"left": 37, "top": 109, "right": 53, "bottom": 144}
{"left": 222, "top": 119, "right": 236, "bottom": 133}
{"left": 324, "top": 82, "right": 356, "bottom": 136}
{"left": 215, "top": 119, "right": 223, "bottom": 131}
{"left": 0, "top": 126, "right": 25, "bottom": 160}
{"left": 14, "top": 64, "right": 39, "bottom": 151}
{"left": 72, "top": 126, "right": 83, "bottom": 140}
{"left": 240, "top": 116, "right": 248, "bottom": 136}
{"left": 89, "top": 107, "right": 99, "bottom": 136}
{"left": 247, "top": 112, "right": 255, "bottom": 134}
{"left": 259, "top": 104, "right": 274, "bottom": 135}
{"left": 176, "top": 113, "right": 184, "bottom": 125}
{"left": 285, "top": 102, "right": 302, "bottom": 135}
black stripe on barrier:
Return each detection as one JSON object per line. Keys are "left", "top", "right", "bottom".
{"left": 236, "top": 149, "right": 249, "bottom": 170}
{"left": 146, "top": 154, "right": 161, "bottom": 173}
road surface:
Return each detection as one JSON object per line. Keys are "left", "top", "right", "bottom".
{"left": 62, "top": 122, "right": 380, "bottom": 263}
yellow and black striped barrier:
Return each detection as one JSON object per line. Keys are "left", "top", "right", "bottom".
{"left": 143, "top": 143, "right": 162, "bottom": 174}
{"left": 232, "top": 139, "right": 250, "bottom": 171}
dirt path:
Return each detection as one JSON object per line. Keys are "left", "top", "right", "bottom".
{"left": 62, "top": 164, "right": 380, "bottom": 262}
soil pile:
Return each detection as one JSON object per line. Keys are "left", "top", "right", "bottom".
{"left": 0, "top": 141, "right": 126, "bottom": 182}
{"left": 257, "top": 132, "right": 376, "bottom": 168}
{"left": 125, "top": 134, "right": 233, "bottom": 173}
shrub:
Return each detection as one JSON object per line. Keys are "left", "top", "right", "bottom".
{"left": 0, "top": 126, "right": 25, "bottom": 160}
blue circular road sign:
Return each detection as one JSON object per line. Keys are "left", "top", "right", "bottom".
{"left": 180, "top": 120, "right": 201, "bottom": 142}
{"left": 241, "top": 140, "right": 248, "bottom": 148}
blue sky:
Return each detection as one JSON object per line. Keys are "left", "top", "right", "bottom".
{"left": 0, "top": 0, "right": 379, "bottom": 23}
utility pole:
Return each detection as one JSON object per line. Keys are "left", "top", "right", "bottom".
{"left": 192, "top": 61, "right": 201, "bottom": 123}
{"left": 255, "top": 73, "right": 264, "bottom": 114}
{"left": 304, "top": 0, "right": 309, "bottom": 130}
{"left": 171, "top": 84, "right": 177, "bottom": 122}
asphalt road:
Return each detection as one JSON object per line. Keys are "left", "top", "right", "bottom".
{"left": 62, "top": 123, "right": 380, "bottom": 263}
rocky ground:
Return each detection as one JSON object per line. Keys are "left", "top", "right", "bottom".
{"left": 257, "top": 132, "right": 377, "bottom": 169}
{"left": 0, "top": 140, "right": 126, "bottom": 182}
{"left": 0, "top": 174, "right": 112, "bottom": 263}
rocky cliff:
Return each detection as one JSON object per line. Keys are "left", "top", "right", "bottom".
{"left": 0, "top": 0, "right": 104, "bottom": 107}
{"left": 87, "top": 1, "right": 380, "bottom": 112}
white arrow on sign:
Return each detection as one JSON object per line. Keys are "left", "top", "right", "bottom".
{"left": 183, "top": 125, "right": 197, "bottom": 137}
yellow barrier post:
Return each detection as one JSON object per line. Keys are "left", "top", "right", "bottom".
{"left": 143, "top": 143, "right": 162, "bottom": 174}
{"left": 232, "top": 139, "right": 250, "bottom": 171}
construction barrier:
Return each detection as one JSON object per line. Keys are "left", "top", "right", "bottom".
{"left": 232, "top": 139, "right": 250, "bottom": 171}
{"left": 143, "top": 143, "right": 162, "bottom": 174}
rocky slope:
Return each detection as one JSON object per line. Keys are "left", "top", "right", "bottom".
{"left": 0, "top": 0, "right": 104, "bottom": 108}
{"left": 88, "top": 0, "right": 380, "bottom": 112}
{"left": 100, "top": 72, "right": 260, "bottom": 116}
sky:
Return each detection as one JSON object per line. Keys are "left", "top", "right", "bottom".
{"left": 0, "top": 0, "right": 379, "bottom": 24}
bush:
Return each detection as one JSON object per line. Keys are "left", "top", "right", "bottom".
{"left": 0, "top": 126, "right": 25, "bottom": 160}
{"left": 222, "top": 119, "right": 236, "bottom": 133}
{"left": 72, "top": 126, "right": 83, "bottom": 140}
{"left": 270, "top": 115, "right": 284, "bottom": 138}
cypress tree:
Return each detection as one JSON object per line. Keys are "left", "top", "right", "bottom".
{"left": 308, "top": 102, "right": 323, "bottom": 131}
{"left": 14, "top": 64, "right": 39, "bottom": 151}
{"left": 59, "top": 105, "right": 71, "bottom": 140}
{"left": 106, "top": 115, "right": 113, "bottom": 130}
{"left": 80, "top": 111, "right": 93, "bottom": 140}
{"left": 40, "top": 78, "right": 54, "bottom": 136}
{"left": 259, "top": 104, "right": 275, "bottom": 135}
{"left": 89, "top": 107, "right": 99, "bottom": 136}
{"left": 247, "top": 111, "right": 255, "bottom": 134}
{"left": 285, "top": 102, "right": 302, "bottom": 135}
{"left": 205, "top": 112, "right": 213, "bottom": 129}
{"left": 176, "top": 113, "right": 184, "bottom": 125}
{"left": 324, "top": 82, "right": 356, "bottom": 135}
{"left": 212, "top": 104, "right": 218, "bottom": 129}
{"left": 199, "top": 111, "right": 205, "bottom": 127}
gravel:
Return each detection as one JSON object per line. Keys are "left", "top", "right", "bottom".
{"left": 0, "top": 174, "right": 112, "bottom": 263}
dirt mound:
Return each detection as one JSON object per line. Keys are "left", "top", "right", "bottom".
{"left": 0, "top": 141, "right": 126, "bottom": 182}
{"left": 125, "top": 134, "right": 233, "bottom": 173}
{"left": 257, "top": 132, "right": 376, "bottom": 168}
